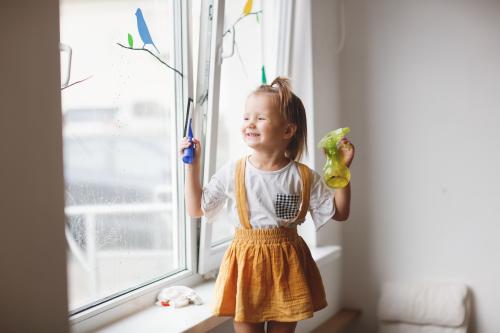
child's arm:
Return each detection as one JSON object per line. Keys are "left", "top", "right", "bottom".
{"left": 332, "top": 137, "right": 355, "bottom": 221}
{"left": 180, "top": 137, "right": 204, "bottom": 218}
{"left": 333, "top": 184, "right": 350, "bottom": 221}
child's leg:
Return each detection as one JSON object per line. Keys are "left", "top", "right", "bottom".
{"left": 233, "top": 321, "right": 265, "bottom": 333}
{"left": 266, "top": 321, "right": 297, "bottom": 333}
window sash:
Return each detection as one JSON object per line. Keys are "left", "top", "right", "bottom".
{"left": 197, "top": 0, "right": 295, "bottom": 274}
{"left": 196, "top": 0, "right": 226, "bottom": 275}
{"left": 66, "top": 0, "right": 195, "bottom": 323}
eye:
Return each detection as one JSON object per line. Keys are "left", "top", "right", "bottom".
{"left": 258, "top": 117, "right": 265, "bottom": 120}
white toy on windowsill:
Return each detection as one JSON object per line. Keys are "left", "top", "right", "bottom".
{"left": 155, "top": 286, "right": 203, "bottom": 308}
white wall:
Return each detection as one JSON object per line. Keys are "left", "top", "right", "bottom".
{"left": 0, "top": 1, "right": 69, "bottom": 332}
{"left": 292, "top": 0, "right": 346, "bottom": 247}
{"left": 338, "top": 1, "right": 500, "bottom": 332}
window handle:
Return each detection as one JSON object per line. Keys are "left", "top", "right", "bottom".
{"left": 220, "top": 26, "right": 235, "bottom": 61}
{"left": 60, "top": 43, "right": 72, "bottom": 88}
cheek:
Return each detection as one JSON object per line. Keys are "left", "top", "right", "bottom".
{"left": 264, "top": 123, "right": 278, "bottom": 133}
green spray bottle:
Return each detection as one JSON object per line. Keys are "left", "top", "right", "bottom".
{"left": 318, "top": 127, "right": 351, "bottom": 189}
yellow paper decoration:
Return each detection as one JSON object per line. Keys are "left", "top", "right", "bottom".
{"left": 243, "top": 0, "right": 253, "bottom": 15}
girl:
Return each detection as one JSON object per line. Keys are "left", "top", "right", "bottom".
{"left": 179, "top": 77, "right": 355, "bottom": 333}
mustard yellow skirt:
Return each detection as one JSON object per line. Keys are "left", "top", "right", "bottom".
{"left": 212, "top": 227, "right": 327, "bottom": 323}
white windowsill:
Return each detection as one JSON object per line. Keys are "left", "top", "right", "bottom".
{"left": 95, "top": 245, "right": 341, "bottom": 333}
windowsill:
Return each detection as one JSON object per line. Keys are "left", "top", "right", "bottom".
{"left": 95, "top": 245, "right": 341, "bottom": 333}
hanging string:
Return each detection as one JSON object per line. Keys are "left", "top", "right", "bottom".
{"left": 235, "top": 40, "right": 249, "bottom": 79}
{"left": 259, "top": 5, "right": 267, "bottom": 84}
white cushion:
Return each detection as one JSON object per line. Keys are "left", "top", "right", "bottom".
{"left": 379, "top": 323, "right": 467, "bottom": 333}
{"left": 377, "top": 282, "right": 469, "bottom": 327}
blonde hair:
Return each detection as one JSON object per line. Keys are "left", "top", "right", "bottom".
{"left": 252, "top": 77, "right": 308, "bottom": 161}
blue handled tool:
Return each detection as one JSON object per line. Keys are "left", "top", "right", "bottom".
{"left": 182, "top": 98, "right": 194, "bottom": 164}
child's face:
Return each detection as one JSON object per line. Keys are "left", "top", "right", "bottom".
{"left": 241, "top": 93, "right": 290, "bottom": 153}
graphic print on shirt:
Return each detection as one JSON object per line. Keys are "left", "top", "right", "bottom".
{"left": 274, "top": 194, "right": 300, "bottom": 220}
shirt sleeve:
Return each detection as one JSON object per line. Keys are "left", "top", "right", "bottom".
{"left": 201, "top": 162, "right": 232, "bottom": 221}
{"left": 308, "top": 170, "right": 336, "bottom": 231}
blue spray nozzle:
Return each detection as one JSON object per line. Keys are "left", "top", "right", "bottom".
{"left": 182, "top": 118, "right": 194, "bottom": 164}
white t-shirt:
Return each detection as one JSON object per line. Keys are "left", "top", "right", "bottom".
{"left": 201, "top": 157, "right": 336, "bottom": 231}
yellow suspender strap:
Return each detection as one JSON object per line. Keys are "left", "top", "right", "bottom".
{"left": 296, "top": 162, "right": 312, "bottom": 221}
{"left": 235, "top": 157, "right": 252, "bottom": 229}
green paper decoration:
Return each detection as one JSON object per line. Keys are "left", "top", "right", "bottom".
{"left": 128, "top": 33, "right": 134, "bottom": 48}
{"left": 261, "top": 65, "right": 267, "bottom": 84}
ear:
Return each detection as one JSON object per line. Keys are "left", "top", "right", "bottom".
{"left": 283, "top": 123, "right": 297, "bottom": 140}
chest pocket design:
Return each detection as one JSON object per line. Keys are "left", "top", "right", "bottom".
{"left": 274, "top": 194, "right": 301, "bottom": 220}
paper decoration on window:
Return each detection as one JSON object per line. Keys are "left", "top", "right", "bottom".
{"left": 135, "top": 8, "right": 160, "bottom": 54}
{"left": 128, "top": 33, "right": 134, "bottom": 48}
{"left": 243, "top": 0, "right": 253, "bottom": 15}
{"left": 117, "top": 8, "right": 183, "bottom": 77}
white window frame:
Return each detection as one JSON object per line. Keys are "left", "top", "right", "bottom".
{"left": 68, "top": 0, "right": 200, "bottom": 331}
{"left": 197, "top": 0, "right": 296, "bottom": 274}
{"left": 196, "top": 0, "right": 227, "bottom": 275}
{"left": 69, "top": 0, "right": 295, "bottom": 329}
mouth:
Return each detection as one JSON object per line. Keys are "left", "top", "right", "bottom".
{"left": 246, "top": 133, "right": 260, "bottom": 137}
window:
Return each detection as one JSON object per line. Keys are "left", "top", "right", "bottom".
{"left": 60, "top": 0, "right": 294, "bottom": 323}
{"left": 60, "top": 0, "right": 190, "bottom": 314}
{"left": 198, "top": 0, "right": 294, "bottom": 273}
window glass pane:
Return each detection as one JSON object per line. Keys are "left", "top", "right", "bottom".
{"left": 211, "top": 0, "right": 282, "bottom": 244}
{"left": 60, "top": 0, "right": 183, "bottom": 312}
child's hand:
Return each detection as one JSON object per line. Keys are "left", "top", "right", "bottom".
{"left": 338, "top": 137, "right": 355, "bottom": 167}
{"left": 179, "top": 137, "right": 202, "bottom": 166}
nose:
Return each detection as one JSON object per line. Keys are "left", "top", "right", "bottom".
{"left": 245, "top": 118, "right": 256, "bottom": 128}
